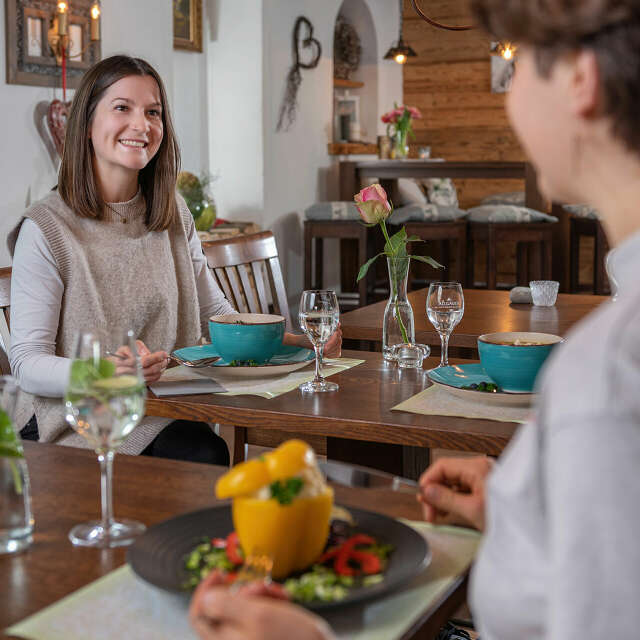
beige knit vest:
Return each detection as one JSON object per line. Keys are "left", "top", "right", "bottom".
{"left": 7, "top": 189, "right": 201, "bottom": 449}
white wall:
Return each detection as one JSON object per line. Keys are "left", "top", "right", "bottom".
{"left": 0, "top": 0, "right": 172, "bottom": 266}
{"left": 205, "top": 0, "right": 264, "bottom": 224}
{"left": 261, "top": 0, "right": 402, "bottom": 307}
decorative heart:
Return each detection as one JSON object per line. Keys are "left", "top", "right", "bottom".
{"left": 295, "top": 17, "right": 322, "bottom": 70}
{"left": 47, "top": 99, "right": 71, "bottom": 157}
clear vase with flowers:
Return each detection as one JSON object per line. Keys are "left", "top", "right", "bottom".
{"left": 354, "top": 184, "right": 443, "bottom": 360}
{"left": 381, "top": 104, "right": 422, "bottom": 159}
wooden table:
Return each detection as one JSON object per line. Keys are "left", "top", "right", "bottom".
{"left": 146, "top": 351, "right": 517, "bottom": 465}
{"left": 341, "top": 289, "right": 606, "bottom": 349}
{"left": 1, "top": 443, "right": 467, "bottom": 640}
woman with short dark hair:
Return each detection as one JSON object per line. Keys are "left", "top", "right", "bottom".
{"left": 190, "top": 1, "right": 640, "bottom": 637}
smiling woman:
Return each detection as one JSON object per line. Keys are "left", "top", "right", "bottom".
{"left": 7, "top": 55, "right": 237, "bottom": 464}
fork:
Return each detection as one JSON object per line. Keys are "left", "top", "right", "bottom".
{"left": 169, "top": 354, "right": 221, "bottom": 368}
{"left": 231, "top": 552, "right": 274, "bottom": 591}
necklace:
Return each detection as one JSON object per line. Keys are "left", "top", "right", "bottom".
{"left": 104, "top": 202, "right": 128, "bottom": 224}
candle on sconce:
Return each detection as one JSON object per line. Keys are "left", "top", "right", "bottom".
{"left": 90, "top": 2, "right": 100, "bottom": 41}
{"left": 57, "top": 1, "right": 68, "bottom": 36}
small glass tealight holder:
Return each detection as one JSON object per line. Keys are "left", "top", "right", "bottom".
{"left": 529, "top": 280, "right": 560, "bottom": 307}
{"left": 391, "top": 343, "right": 431, "bottom": 369}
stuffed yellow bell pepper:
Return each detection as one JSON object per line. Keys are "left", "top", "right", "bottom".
{"left": 216, "top": 440, "right": 333, "bottom": 579}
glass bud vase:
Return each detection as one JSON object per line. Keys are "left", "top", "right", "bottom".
{"left": 383, "top": 256, "right": 415, "bottom": 361}
{"left": 392, "top": 128, "right": 409, "bottom": 159}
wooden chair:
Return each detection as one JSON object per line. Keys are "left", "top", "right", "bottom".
{"left": 0, "top": 267, "right": 11, "bottom": 375}
{"left": 202, "top": 231, "right": 292, "bottom": 330}
{"left": 403, "top": 220, "right": 468, "bottom": 288}
{"left": 201, "top": 232, "right": 323, "bottom": 463}
{"left": 569, "top": 215, "right": 610, "bottom": 295}
{"left": 467, "top": 222, "right": 555, "bottom": 289}
{"left": 304, "top": 220, "right": 376, "bottom": 310}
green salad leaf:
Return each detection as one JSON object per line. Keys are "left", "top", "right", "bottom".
{"left": 270, "top": 477, "right": 304, "bottom": 505}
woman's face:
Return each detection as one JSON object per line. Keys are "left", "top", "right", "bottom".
{"left": 506, "top": 48, "right": 578, "bottom": 203}
{"left": 89, "top": 74, "right": 164, "bottom": 180}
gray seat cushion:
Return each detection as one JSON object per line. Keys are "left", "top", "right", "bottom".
{"left": 563, "top": 204, "right": 600, "bottom": 219}
{"left": 393, "top": 203, "right": 468, "bottom": 223}
{"left": 467, "top": 204, "right": 558, "bottom": 223}
{"left": 481, "top": 191, "right": 526, "bottom": 206}
{"left": 305, "top": 202, "right": 361, "bottom": 221}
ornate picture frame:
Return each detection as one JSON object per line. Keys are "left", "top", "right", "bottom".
{"left": 173, "top": 0, "right": 203, "bottom": 52}
{"left": 5, "top": 0, "right": 101, "bottom": 88}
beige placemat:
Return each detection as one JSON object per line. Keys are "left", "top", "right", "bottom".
{"left": 159, "top": 357, "right": 364, "bottom": 399}
{"left": 6, "top": 521, "right": 481, "bottom": 640}
{"left": 392, "top": 385, "right": 532, "bottom": 423}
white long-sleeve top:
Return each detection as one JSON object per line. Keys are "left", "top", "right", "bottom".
{"left": 10, "top": 218, "right": 235, "bottom": 397}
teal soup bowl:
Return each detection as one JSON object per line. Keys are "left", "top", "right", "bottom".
{"left": 477, "top": 332, "right": 563, "bottom": 393}
{"left": 209, "top": 313, "right": 285, "bottom": 364}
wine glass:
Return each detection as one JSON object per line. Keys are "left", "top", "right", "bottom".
{"left": 64, "top": 329, "right": 146, "bottom": 548}
{"left": 298, "top": 290, "right": 340, "bottom": 393}
{"left": 426, "top": 282, "right": 464, "bottom": 368}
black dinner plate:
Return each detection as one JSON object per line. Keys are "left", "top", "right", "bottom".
{"left": 127, "top": 504, "right": 431, "bottom": 611}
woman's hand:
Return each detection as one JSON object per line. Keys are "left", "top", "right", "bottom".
{"left": 135, "top": 340, "right": 168, "bottom": 383}
{"left": 418, "top": 456, "right": 493, "bottom": 531}
{"left": 284, "top": 323, "right": 342, "bottom": 359}
{"left": 189, "top": 571, "right": 336, "bottom": 640}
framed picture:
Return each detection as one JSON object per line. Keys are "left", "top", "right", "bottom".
{"left": 5, "top": 0, "right": 100, "bottom": 88}
{"left": 173, "top": 0, "right": 203, "bottom": 52}
{"left": 334, "top": 92, "right": 360, "bottom": 142}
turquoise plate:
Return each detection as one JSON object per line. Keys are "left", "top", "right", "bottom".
{"left": 427, "top": 363, "right": 534, "bottom": 407}
{"left": 172, "top": 343, "right": 314, "bottom": 378}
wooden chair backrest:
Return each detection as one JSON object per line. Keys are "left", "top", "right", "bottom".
{"left": 0, "top": 267, "right": 12, "bottom": 375}
{"left": 201, "top": 231, "right": 292, "bottom": 330}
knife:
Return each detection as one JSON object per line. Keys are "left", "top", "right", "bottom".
{"left": 319, "top": 459, "right": 418, "bottom": 494}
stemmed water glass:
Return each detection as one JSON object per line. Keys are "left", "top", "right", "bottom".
{"left": 64, "top": 329, "right": 146, "bottom": 547}
{"left": 426, "top": 282, "right": 464, "bottom": 368}
{"left": 298, "top": 290, "right": 340, "bottom": 393}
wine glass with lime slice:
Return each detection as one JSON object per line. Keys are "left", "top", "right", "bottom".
{"left": 65, "top": 329, "right": 146, "bottom": 548}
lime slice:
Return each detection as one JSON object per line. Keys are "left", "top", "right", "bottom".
{"left": 0, "top": 408, "right": 23, "bottom": 459}
{"left": 92, "top": 375, "right": 141, "bottom": 391}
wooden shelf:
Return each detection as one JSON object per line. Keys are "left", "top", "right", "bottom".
{"left": 333, "top": 78, "right": 364, "bottom": 89}
{"left": 328, "top": 142, "right": 378, "bottom": 156}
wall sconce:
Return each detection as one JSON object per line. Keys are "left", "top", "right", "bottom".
{"left": 384, "top": 0, "right": 417, "bottom": 64}
{"left": 48, "top": 0, "right": 101, "bottom": 66}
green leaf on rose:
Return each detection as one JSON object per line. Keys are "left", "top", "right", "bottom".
{"left": 406, "top": 235, "right": 424, "bottom": 244}
{"left": 410, "top": 254, "right": 444, "bottom": 269}
{"left": 0, "top": 408, "right": 23, "bottom": 459}
{"left": 356, "top": 253, "right": 384, "bottom": 282}
{"left": 385, "top": 228, "right": 407, "bottom": 256}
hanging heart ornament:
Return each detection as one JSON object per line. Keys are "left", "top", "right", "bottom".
{"left": 47, "top": 99, "right": 72, "bottom": 157}
{"left": 294, "top": 17, "right": 322, "bottom": 69}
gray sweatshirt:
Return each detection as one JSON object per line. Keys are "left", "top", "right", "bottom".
{"left": 470, "top": 230, "right": 640, "bottom": 638}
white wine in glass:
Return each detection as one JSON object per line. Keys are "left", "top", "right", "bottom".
{"left": 65, "top": 329, "right": 146, "bottom": 548}
{"left": 298, "top": 290, "right": 340, "bottom": 393}
{"left": 426, "top": 282, "right": 464, "bottom": 368}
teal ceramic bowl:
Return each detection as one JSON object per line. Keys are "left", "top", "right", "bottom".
{"left": 208, "top": 313, "right": 285, "bottom": 364}
{"left": 477, "top": 332, "right": 563, "bottom": 393}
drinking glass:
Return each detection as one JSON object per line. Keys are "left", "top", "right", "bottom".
{"left": 426, "top": 282, "right": 464, "bottom": 368}
{"left": 0, "top": 376, "right": 34, "bottom": 554}
{"left": 298, "top": 290, "right": 340, "bottom": 393}
{"left": 65, "top": 329, "right": 146, "bottom": 547}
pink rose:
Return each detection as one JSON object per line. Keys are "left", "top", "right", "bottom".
{"left": 381, "top": 113, "right": 391, "bottom": 124}
{"left": 354, "top": 184, "right": 392, "bottom": 224}
{"left": 408, "top": 106, "right": 422, "bottom": 119}
{"left": 392, "top": 107, "right": 405, "bottom": 119}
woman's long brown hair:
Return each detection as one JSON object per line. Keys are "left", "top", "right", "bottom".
{"left": 58, "top": 55, "right": 181, "bottom": 231}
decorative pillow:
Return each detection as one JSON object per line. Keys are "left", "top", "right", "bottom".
{"left": 481, "top": 191, "right": 525, "bottom": 206}
{"left": 421, "top": 178, "right": 459, "bottom": 207}
{"left": 304, "top": 202, "right": 361, "bottom": 221}
{"left": 562, "top": 204, "right": 600, "bottom": 219}
{"left": 467, "top": 205, "right": 558, "bottom": 223}
{"left": 397, "top": 178, "right": 428, "bottom": 206}
{"left": 393, "top": 203, "right": 468, "bottom": 223}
